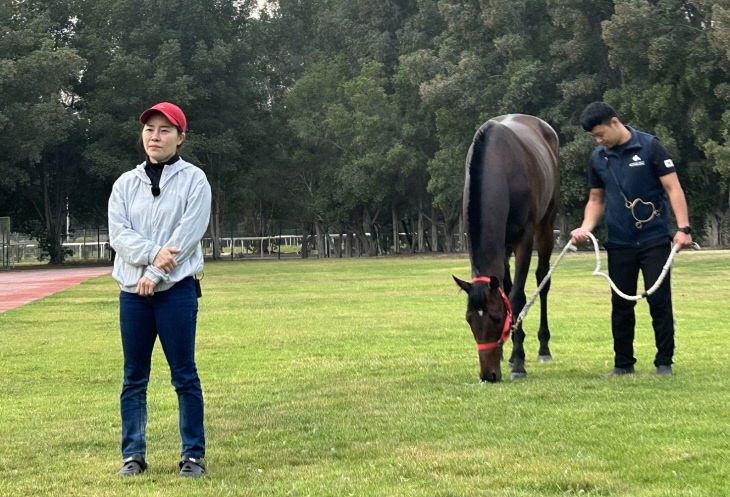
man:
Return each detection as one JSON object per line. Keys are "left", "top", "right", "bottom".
{"left": 570, "top": 102, "right": 693, "bottom": 376}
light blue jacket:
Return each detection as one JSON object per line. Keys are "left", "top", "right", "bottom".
{"left": 108, "top": 158, "right": 212, "bottom": 293}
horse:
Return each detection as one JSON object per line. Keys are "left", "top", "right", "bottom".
{"left": 453, "top": 114, "right": 559, "bottom": 382}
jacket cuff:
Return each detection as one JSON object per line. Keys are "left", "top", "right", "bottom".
{"left": 148, "top": 244, "right": 163, "bottom": 265}
{"left": 144, "top": 265, "right": 165, "bottom": 284}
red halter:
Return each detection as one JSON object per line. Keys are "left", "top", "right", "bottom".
{"left": 471, "top": 276, "right": 512, "bottom": 351}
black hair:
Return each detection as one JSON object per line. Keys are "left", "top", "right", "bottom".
{"left": 580, "top": 101, "right": 619, "bottom": 132}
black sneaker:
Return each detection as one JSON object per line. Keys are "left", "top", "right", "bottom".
{"left": 179, "top": 456, "right": 206, "bottom": 478}
{"left": 656, "top": 365, "right": 673, "bottom": 376}
{"left": 118, "top": 454, "right": 148, "bottom": 476}
{"left": 602, "top": 366, "right": 635, "bottom": 377}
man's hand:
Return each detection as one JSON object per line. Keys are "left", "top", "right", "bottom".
{"left": 673, "top": 231, "right": 693, "bottom": 251}
{"left": 570, "top": 227, "right": 591, "bottom": 245}
{"left": 136, "top": 276, "right": 156, "bottom": 296}
{"left": 153, "top": 247, "right": 180, "bottom": 274}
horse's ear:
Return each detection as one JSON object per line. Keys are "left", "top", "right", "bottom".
{"left": 453, "top": 275, "right": 472, "bottom": 293}
{"left": 489, "top": 276, "right": 500, "bottom": 291}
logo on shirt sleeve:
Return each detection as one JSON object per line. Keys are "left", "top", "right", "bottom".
{"left": 664, "top": 159, "right": 675, "bottom": 168}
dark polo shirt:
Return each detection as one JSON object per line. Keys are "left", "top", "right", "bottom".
{"left": 587, "top": 127, "right": 675, "bottom": 247}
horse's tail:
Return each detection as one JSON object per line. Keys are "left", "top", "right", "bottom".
{"left": 466, "top": 121, "right": 496, "bottom": 253}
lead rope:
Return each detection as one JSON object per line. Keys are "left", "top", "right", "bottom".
{"left": 510, "top": 232, "right": 696, "bottom": 333}
{"left": 510, "top": 240, "right": 577, "bottom": 334}
{"left": 583, "top": 231, "right": 682, "bottom": 301}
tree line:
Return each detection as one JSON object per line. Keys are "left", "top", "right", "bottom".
{"left": 1, "top": 0, "right": 729, "bottom": 263}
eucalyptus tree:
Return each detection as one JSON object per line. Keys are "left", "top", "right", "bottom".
{"left": 76, "top": 0, "right": 265, "bottom": 258}
{"left": 390, "top": 0, "right": 444, "bottom": 252}
{"left": 0, "top": 0, "right": 86, "bottom": 263}
{"left": 329, "top": 61, "right": 404, "bottom": 255}
{"left": 281, "top": 58, "right": 350, "bottom": 255}
{"left": 542, "top": 0, "right": 617, "bottom": 231}
{"left": 313, "top": 0, "right": 431, "bottom": 255}
{"left": 418, "top": 0, "right": 559, "bottom": 250}
{"left": 600, "top": 0, "right": 730, "bottom": 246}
{"left": 274, "top": 0, "right": 443, "bottom": 255}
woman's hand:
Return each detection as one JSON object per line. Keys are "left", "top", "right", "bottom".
{"left": 136, "top": 276, "right": 156, "bottom": 296}
{"left": 153, "top": 247, "right": 180, "bottom": 273}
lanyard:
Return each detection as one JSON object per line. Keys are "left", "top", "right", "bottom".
{"left": 603, "top": 155, "right": 661, "bottom": 229}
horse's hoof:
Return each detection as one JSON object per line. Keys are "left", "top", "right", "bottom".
{"left": 510, "top": 371, "right": 527, "bottom": 380}
{"left": 537, "top": 355, "right": 553, "bottom": 362}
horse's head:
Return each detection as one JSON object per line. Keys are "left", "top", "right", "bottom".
{"left": 453, "top": 275, "right": 512, "bottom": 383}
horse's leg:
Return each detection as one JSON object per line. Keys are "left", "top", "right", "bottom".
{"left": 503, "top": 250, "right": 514, "bottom": 367}
{"left": 535, "top": 221, "right": 555, "bottom": 362}
{"left": 502, "top": 250, "right": 513, "bottom": 296}
{"left": 508, "top": 236, "right": 533, "bottom": 379}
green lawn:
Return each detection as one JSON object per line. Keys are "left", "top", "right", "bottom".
{"left": 1, "top": 251, "right": 728, "bottom": 497}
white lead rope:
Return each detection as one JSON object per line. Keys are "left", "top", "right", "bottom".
{"left": 511, "top": 240, "right": 577, "bottom": 332}
{"left": 511, "top": 232, "right": 695, "bottom": 333}
{"left": 582, "top": 231, "right": 681, "bottom": 301}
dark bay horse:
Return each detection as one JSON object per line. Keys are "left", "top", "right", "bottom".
{"left": 453, "top": 114, "right": 559, "bottom": 382}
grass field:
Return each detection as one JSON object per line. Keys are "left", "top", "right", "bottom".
{"left": 1, "top": 251, "right": 728, "bottom": 497}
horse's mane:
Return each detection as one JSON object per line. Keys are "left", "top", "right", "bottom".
{"left": 467, "top": 121, "right": 496, "bottom": 256}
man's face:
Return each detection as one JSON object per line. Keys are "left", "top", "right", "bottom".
{"left": 589, "top": 117, "right": 624, "bottom": 149}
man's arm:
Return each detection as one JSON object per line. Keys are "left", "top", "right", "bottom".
{"left": 660, "top": 172, "right": 693, "bottom": 250}
{"left": 570, "top": 188, "right": 605, "bottom": 244}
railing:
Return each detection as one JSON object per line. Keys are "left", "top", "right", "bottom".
{"left": 2, "top": 228, "right": 569, "bottom": 266}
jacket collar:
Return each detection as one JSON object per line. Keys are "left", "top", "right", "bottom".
{"left": 133, "top": 156, "right": 188, "bottom": 185}
{"left": 146, "top": 153, "right": 180, "bottom": 167}
{"left": 601, "top": 126, "right": 641, "bottom": 157}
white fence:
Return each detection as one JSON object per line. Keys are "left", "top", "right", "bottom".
{"left": 3, "top": 238, "right": 111, "bottom": 264}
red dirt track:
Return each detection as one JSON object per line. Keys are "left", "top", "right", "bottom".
{"left": 0, "top": 267, "right": 113, "bottom": 313}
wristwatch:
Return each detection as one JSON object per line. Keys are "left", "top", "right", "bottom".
{"left": 677, "top": 226, "right": 691, "bottom": 235}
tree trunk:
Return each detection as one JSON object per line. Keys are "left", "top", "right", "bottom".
{"left": 332, "top": 229, "right": 342, "bottom": 258}
{"left": 315, "top": 221, "right": 326, "bottom": 258}
{"left": 354, "top": 232, "right": 362, "bottom": 257}
{"left": 457, "top": 211, "right": 465, "bottom": 252}
{"left": 442, "top": 221, "right": 453, "bottom": 252}
{"left": 209, "top": 197, "right": 222, "bottom": 260}
{"left": 555, "top": 214, "right": 568, "bottom": 247}
{"left": 357, "top": 208, "right": 378, "bottom": 256}
{"left": 417, "top": 205, "right": 424, "bottom": 253}
{"left": 708, "top": 209, "right": 723, "bottom": 248}
{"left": 401, "top": 218, "right": 414, "bottom": 253}
{"left": 299, "top": 223, "right": 312, "bottom": 258}
{"left": 344, "top": 232, "right": 353, "bottom": 257}
{"left": 40, "top": 161, "right": 66, "bottom": 264}
{"left": 430, "top": 205, "right": 439, "bottom": 252}
{"left": 392, "top": 206, "right": 399, "bottom": 255}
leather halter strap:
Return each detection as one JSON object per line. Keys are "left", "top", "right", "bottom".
{"left": 471, "top": 276, "right": 512, "bottom": 350}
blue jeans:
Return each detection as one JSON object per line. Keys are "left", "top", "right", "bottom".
{"left": 119, "top": 277, "right": 205, "bottom": 459}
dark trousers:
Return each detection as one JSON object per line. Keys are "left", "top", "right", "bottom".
{"left": 606, "top": 239, "right": 675, "bottom": 369}
{"left": 119, "top": 277, "right": 205, "bottom": 459}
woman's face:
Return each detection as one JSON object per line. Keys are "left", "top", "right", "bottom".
{"left": 142, "top": 113, "right": 184, "bottom": 163}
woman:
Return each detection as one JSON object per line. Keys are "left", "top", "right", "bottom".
{"left": 108, "top": 102, "right": 211, "bottom": 477}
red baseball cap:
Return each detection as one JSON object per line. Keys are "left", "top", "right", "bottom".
{"left": 139, "top": 102, "right": 187, "bottom": 133}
